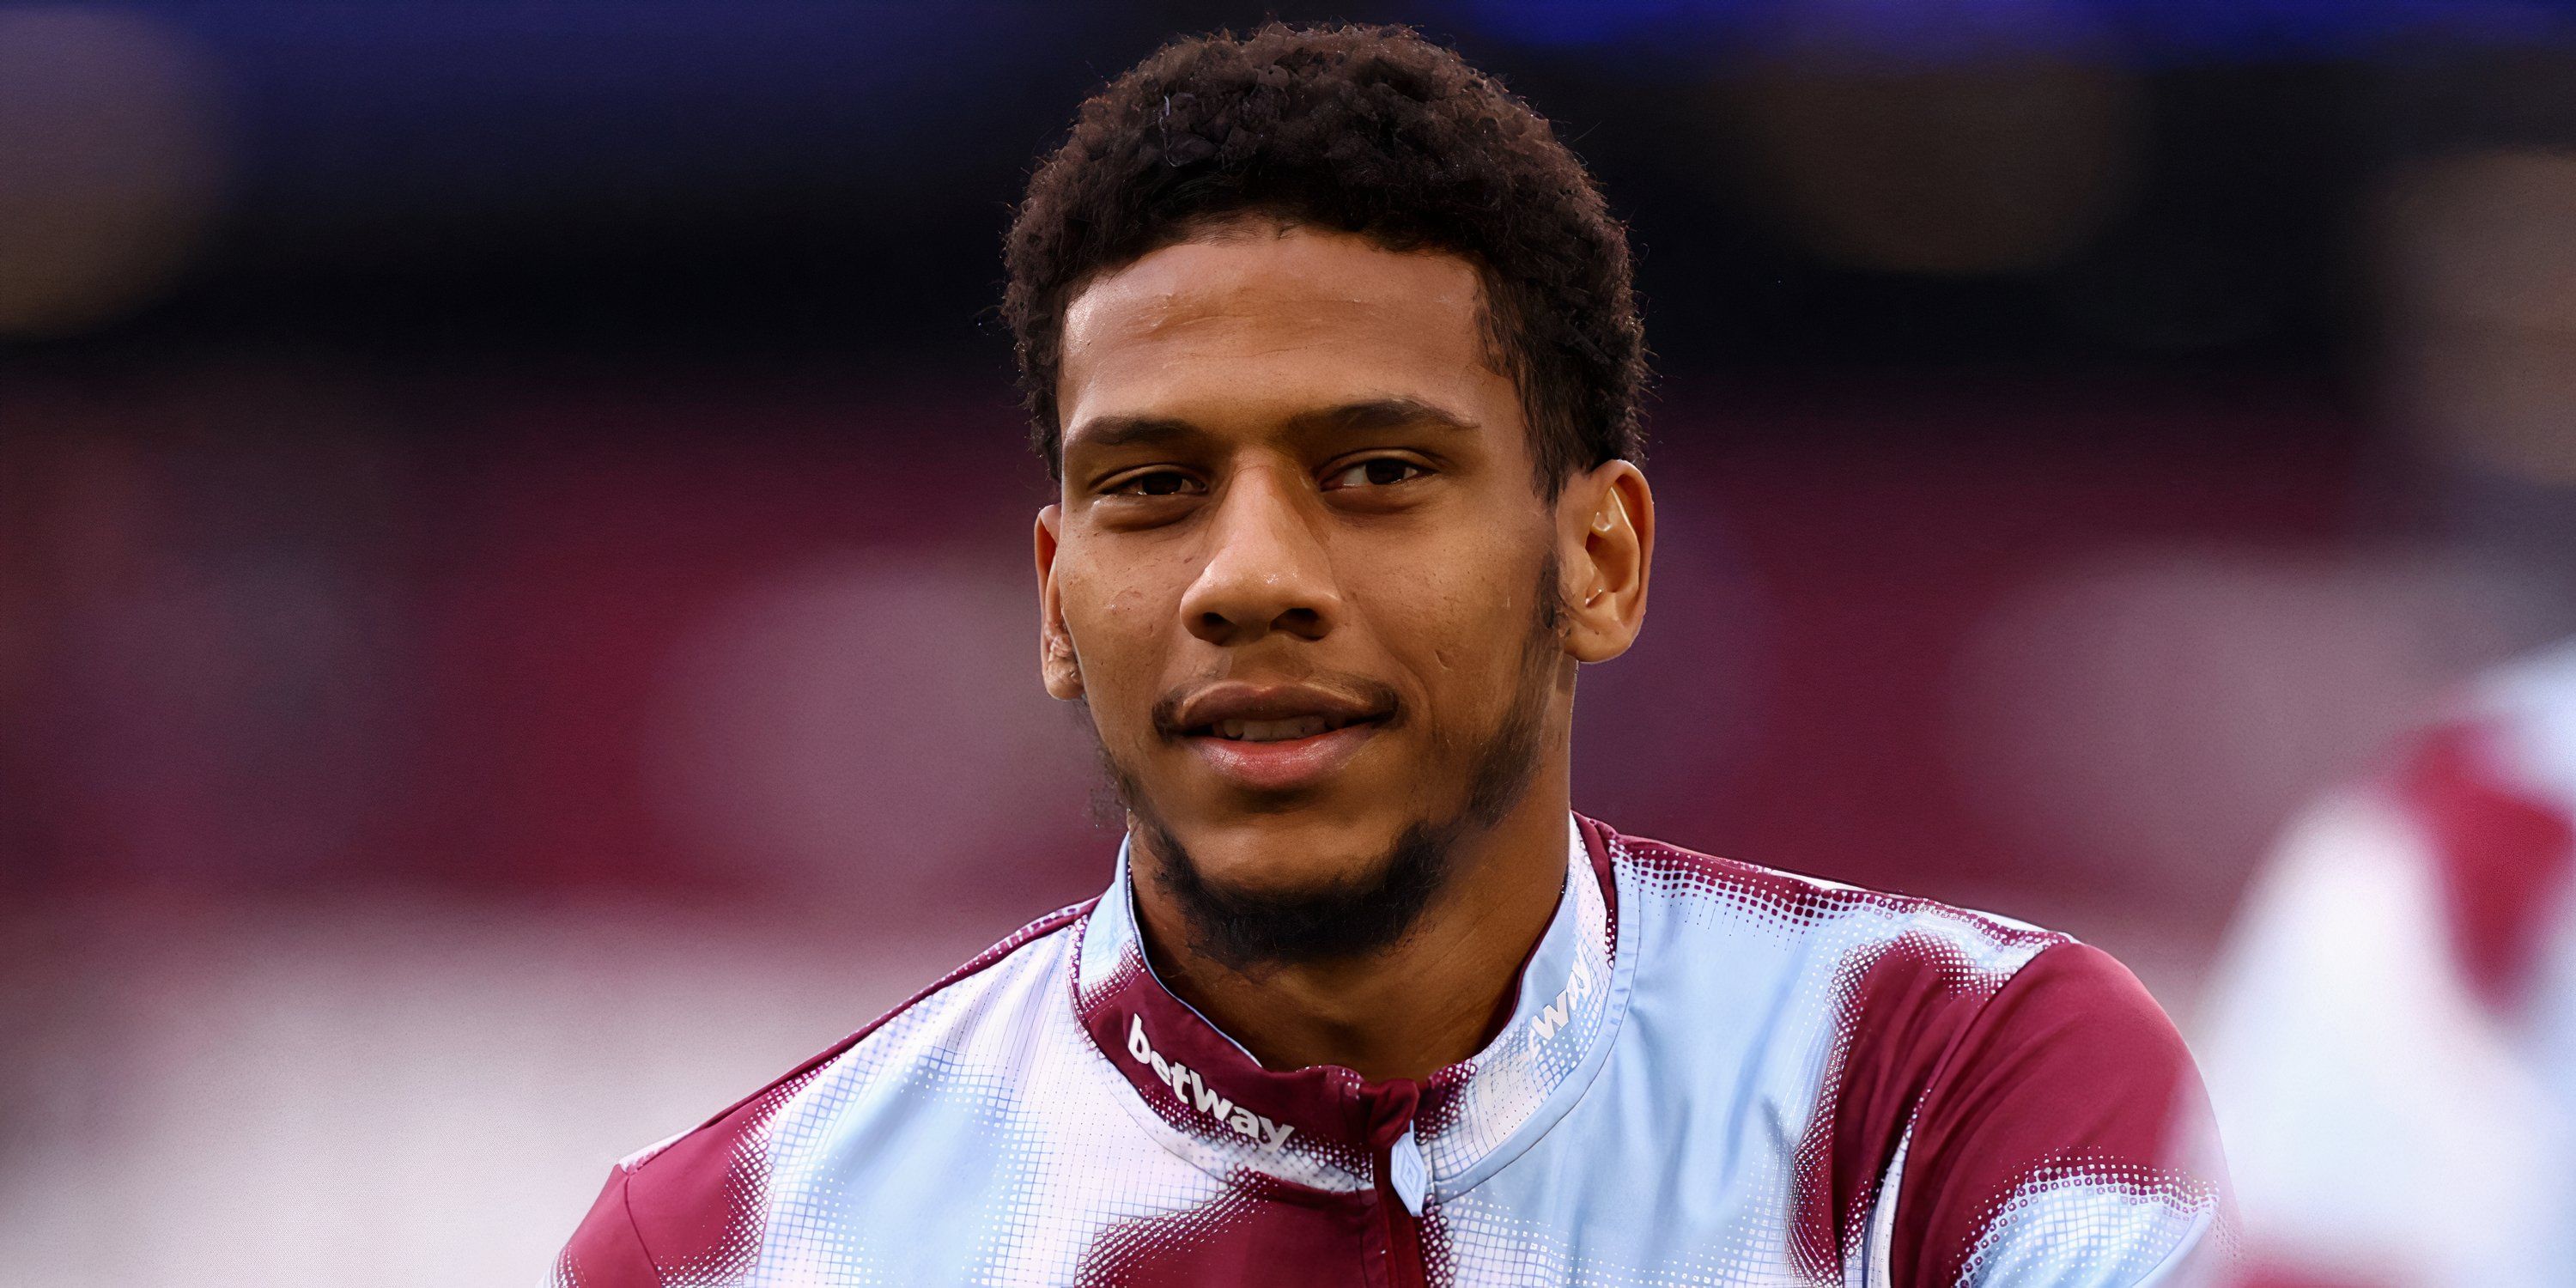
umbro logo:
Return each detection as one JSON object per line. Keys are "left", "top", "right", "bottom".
{"left": 1127, "top": 1014, "right": 1297, "bottom": 1150}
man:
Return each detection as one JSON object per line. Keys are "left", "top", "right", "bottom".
{"left": 550, "top": 24, "right": 2227, "bottom": 1286}
{"left": 2197, "top": 639, "right": 2576, "bottom": 1285}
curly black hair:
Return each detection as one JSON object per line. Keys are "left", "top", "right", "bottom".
{"left": 1003, "top": 22, "right": 1647, "bottom": 495}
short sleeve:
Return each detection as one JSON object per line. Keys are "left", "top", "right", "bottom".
{"left": 1891, "top": 942, "right": 2230, "bottom": 1287}
{"left": 548, "top": 1164, "right": 661, "bottom": 1287}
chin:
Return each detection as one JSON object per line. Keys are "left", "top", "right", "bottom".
{"left": 1162, "top": 805, "right": 1406, "bottom": 896}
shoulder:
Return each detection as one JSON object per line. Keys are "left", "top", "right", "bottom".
{"left": 1603, "top": 823, "right": 2069, "bottom": 991}
{"left": 621, "top": 898, "right": 1093, "bottom": 1177}
{"left": 1598, "top": 817, "right": 2169, "bottom": 1028}
{"left": 547, "top": 901, "right": 1095, "bottom": 1287}
{"left": 1600, "top": 823, "right": 2160, "bottom": 1145}
{"left": 1595, "top": 823, "right": 2221, "bottom": 1282}
{"left": 1904, "top": 939, "right": 2199, "bottom": 1145}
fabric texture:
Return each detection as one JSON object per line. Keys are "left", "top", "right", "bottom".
{"left": 551, "top": 814, "right": 2227, "bottom": 1286}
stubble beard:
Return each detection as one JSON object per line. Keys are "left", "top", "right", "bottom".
{"left": 1095, "top": 552, "right": 1568, "bottom": 975}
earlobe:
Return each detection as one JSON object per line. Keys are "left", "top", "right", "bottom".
{"left": 1043, "top": 632, "right": 1084, "bottom": 700}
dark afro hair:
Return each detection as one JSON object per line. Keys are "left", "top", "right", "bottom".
{"left": 1003, "top": 21, "right": 1647, "bottom": 495}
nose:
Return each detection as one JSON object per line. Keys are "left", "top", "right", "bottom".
{"left": 1180, "top": 464, "right": 1340, "bottom": 647}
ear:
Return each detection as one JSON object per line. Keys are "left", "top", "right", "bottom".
{"left": 1557, "top": 461, "right": 1654, "bottom": 665}
{"left": 1035, "top": 504, "right": 1084, "bottom": 700}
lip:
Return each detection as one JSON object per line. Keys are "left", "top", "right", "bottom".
{"left": 1164, "top": 681, "right": 1394, "bottom": 794}
{"left": 1184, "top": 720, "right": 1381, "bottom": 793}
{"left": 1171, "top": 682, "right": 1388, "bottom": 733}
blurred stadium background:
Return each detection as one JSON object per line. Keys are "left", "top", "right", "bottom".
{"left": 5, "top": 3, "right": 2576, "bottom": 1281}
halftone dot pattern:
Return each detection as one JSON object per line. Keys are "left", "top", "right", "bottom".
{"left": 1068, "top": 820, "right": 1630, "bottom": 1204}
{"left": 744, "top": 917, "right": 1241, "bottom": 1285}
{"left": 1431, "top": 1185, "right": 1829, "bottom": 1288}
{"left": 1395, "top": 835, "right": 2080, "bottom": 1288}
{"left": 1627, "top": 835, "right": 2060, "bottom": 1279}
{"left": 1791, "top": 925, "right": 2057, "bottom": 1279}
{"left": 1953, "top": 1156, "right": 2221, "bottom": 1285}
{"left": 1069, "top": 933, "right": 1376, "bottom": 1194}
{"left": 1621, "top": 839, "right": 2058, "bottom": 970}
{"left": 1071, "top": 1185, "right": 1267, "bottom": 1286}
{"left": 971, "top": 981, "right": 1241, "bottom": 1284}
{"left": 1418, "top": 824, "right": 1619, "bottom": 1182}
{"left": 675, "top": 1131, "right": 770, "bottom": 1283}
{"left": 1855, "top": 1127, "right": 1912, "bottom": 1288}
{"left": 1071, "top": 848, "right": 1391, "bottom": 1190}
{"left": 550, "top": 822, "right": 2227, "bottom": 1287}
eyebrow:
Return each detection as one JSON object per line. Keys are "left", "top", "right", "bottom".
{"left": 1063, "top": 415, "right": 1203, "bottom": 453}
{"left": 1064, "top": 398, "right": 1479, "bottom": 455}
{"left": 1285, "top": 397, "right": 1479, "bottom": 438}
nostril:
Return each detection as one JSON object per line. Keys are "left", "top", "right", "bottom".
{"left": 1273, "top": 606, "right": 1328, "bottom": 638}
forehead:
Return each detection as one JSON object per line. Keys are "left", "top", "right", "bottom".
{"left": 1057, "top": 226, "right": 1504, "bottom": 440}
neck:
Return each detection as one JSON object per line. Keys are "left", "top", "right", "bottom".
{"left": 1128, "top": 772, "right": 1573, "bottom": 1084}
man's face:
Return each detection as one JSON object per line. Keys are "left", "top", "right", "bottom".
{"left": 1037, "top": 223, "right": 1571, "bottom": 928}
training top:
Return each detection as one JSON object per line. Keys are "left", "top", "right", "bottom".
{"left": 2198, "top": 639, "right": 2576, "bottom": 1286}
{"left": 549, "top": 814, "right": 2228, "bottom": 1286}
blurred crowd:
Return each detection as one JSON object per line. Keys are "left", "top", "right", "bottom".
{"left": 5, "top": 3, "right": 2576, "bottom": 1283}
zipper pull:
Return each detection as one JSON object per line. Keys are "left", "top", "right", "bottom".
{"left": 1388, "top": 1125, "right": 1429, "bottom": 1216}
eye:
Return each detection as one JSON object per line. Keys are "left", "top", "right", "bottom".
{"left": 1321, "top": 458, "right": 1428, "bottom": 490}
{"left": 1107, "top": 470, "right": 1204, "bottom": 498}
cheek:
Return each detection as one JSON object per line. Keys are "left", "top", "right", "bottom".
{"left": 1061, "top": 557, "right": 1176, "bottom": 703}
{"left": 1357, "top": 552, "right": 1541, "bottom": 714}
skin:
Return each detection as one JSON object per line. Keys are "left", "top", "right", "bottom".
{"left": 1035, "top": 222, "right": 1654, "bottom": 1082}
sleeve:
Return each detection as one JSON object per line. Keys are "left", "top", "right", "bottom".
{"left": 1889, "top": 942, "right": 2231, "bottom": 1288}
{"left": 546, "top": 1164, "right": 662, "bottom": 1287}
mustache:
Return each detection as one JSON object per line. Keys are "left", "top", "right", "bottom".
{"left": 1148, "top": 672, "right": 1406, "bottom": 739}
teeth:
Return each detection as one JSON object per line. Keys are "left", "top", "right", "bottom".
{"left": 1214, "top": 716, "right": 1334, "bottom": 742}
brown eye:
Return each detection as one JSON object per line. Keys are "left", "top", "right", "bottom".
{"left": 1323, "top": 458, "right": 1427, "bottom": 489}
{"left": 1112, "top": 471, "right": 1201, "bottom": 497}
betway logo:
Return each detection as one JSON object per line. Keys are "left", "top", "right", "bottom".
{"left": 1127, "top": 1014, "right": 1297, "bottom": 1150}
{"left": 1526, "top": 955, "right": 1595, "bottom": 1043}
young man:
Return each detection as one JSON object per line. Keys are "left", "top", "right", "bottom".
{"left": 549, "top": 24, "right": 2227, "bottom": 1286}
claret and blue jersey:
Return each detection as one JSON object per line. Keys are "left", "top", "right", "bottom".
{"left": 550, "top": 816, "right": 2228, "bottom": 1285}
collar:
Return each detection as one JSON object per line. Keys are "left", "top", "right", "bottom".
{"left": 1068, "top": 813, "right": 1634, "bottom": 1206}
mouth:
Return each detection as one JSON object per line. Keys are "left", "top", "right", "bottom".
{"left": 1168, "top": 685, "right": 1393, "bottom": 793}
{"left": 1196, "top": 712, "right": 1376, "bottom": 743}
